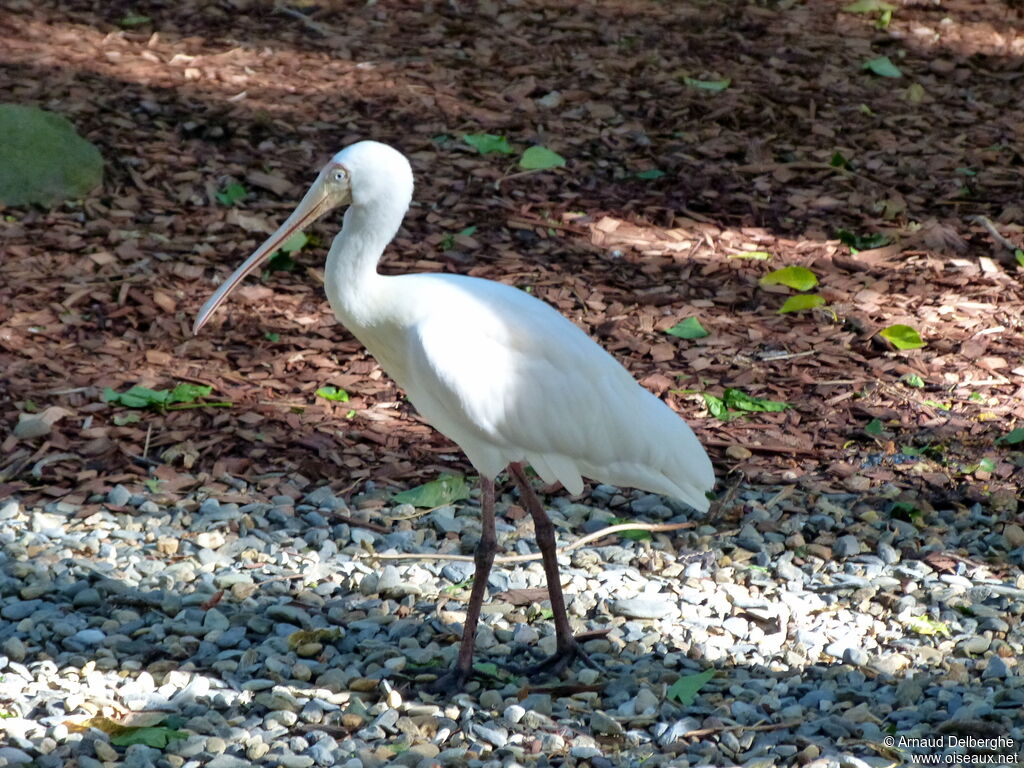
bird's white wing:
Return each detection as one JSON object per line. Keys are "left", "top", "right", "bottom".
{"left": 390, "top": 274, "right": 714, "bottom": 511}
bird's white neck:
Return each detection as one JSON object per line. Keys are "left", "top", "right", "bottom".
{"left": 324, "top": 203, "right": 402, "bottom": 328}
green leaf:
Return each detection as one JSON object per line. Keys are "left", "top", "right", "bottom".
{"left": 890, "top": 501, "right": 924, "bottom": 523}
{"left": 906, "top": 615, "right": 949, "bottom": 637}
{"left": 1014, "top": 249, "right": 1024, "bottom": 268}
{"left": 110, "top": 725, "right": 187, "bottom": 748}
{"left": 264, "top": 332, "right": 280, "bottom": 342}
{"left": 701, "top": 393, "right": 730, "bottom": 421}
{"left": 442, "top": 577, "right": 473, "bottom": 595}
{"left": 829, "top": 151, "right": 850, "bottom": 169}
{"left": 118, "top": 13, "right": 152, "bottom": 27}
{"left": 392, "top": 474, "right": 471, "bottom": 508}
{"left": 266, "top": 251, "right": 297, "bottom": 272}
{"left": 472, "top": 661, "right": 512, "bottom": 680}
{"left": 879, "top": 324, "right": 925, "bottom": 350}
{"left": 666, "top": 317, "right": 709, "bottom": 339}
{"left": 905, "top": 83, "right": 925, "bottom": 103}
{"left": 519, "top": 146, "right": 566, "bottom": 170}
{"left": 922, "top": 399, "right": 950, "bottom": 411}
{"left": 462, "top": 133, "right": 514, "bottom": 155}
{"left": 108, "top": 386, "right": 171, "bottom": 409}
{"left": 635, "top": 169, "right": 666, "bottom": 180}
{"left": 723, "top": 388, "right": 790, "bottom": 413}
{"left": 666, "top": 668, "right": 716, "bottom": 705}
{"left": 842, "top": 0, "right": 895, "bottom": 12}
{"left": 113, "top": 412, "right": 141, "bottom": 426}
{"left": 168, "top": 383, "right": 212, "bottom": 404}
{"left": 865, "top": 418, "right": 884, "bottom": 436}
{"left": 836, "top": 228, "right": 891, "bottom": 251}
{"left": 778, "top": 294, "right": 826, "bottom": 313}
{"left": 104, "top": 383, "right": 221, "bottom": 411}
{"left": 280, "top": 230, "right": 308, "bottom": 254}
{"left": 729, "top": 251, "right": 772, "bottom": 260}
{"left": 315, "top": 386, "right": 350, "bottom": 402}
{"left": 901, "top": 374, "right": 925, "bottom": 388}
{"left": 215, "top": 181, "right": 248, "bottom": 206}
{"left": 610, "top": 517, "right": 653, "bottom": 540}
{"left": 760, "top": 266, "right": 819, "bottom": 291}
{"left": 703, "top": 389, "right": 789, "bottom": 421}
{"left": 863, "top": 56, "right": 902, "bottom": 78}
{"left": 683, "top": 77, "right": 731, "bottom": 91}
{"left": 977, "top": 457, "right": 996, "bottom": 473}
{"left": 997, "top": 428, "right": 1024, "bottom": 446}
{"left": 458, "top": 225, "right": 478, "bottom": 236}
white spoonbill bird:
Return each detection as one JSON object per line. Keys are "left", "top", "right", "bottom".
{"left": 194, "top": 141, "right": 715, "bottom": 688}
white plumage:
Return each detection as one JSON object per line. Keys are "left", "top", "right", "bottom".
{"left": 195, "top": 140, "right": 715, "bottom": 688}
{"left": 351, "top": 271, "right": 713, "bottom": 506}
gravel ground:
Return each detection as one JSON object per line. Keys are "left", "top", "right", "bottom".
{"left": 1, "top": 479, "right": 1022, "bottom": 768}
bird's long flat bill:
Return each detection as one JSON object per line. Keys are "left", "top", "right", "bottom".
{"left": 192, "top": 168, "right": 338, "bottom": 335}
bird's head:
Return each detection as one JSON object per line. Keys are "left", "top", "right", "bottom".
{"left": 192, "top": 140, "right": 412, "bottom": 334}
{"left": 332, "top": 140, "right": 414, "bottom": 213}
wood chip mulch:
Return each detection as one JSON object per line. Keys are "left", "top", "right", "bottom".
{"left": 1, "top": 0, "right": 1022, "bottom": 515}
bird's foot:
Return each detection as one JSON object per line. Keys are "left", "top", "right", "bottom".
{"left": 423, "top": 666, "right": 469, "bottom": 694}
{"left": 507, "top": 639, "right": 599, "bottom": 679}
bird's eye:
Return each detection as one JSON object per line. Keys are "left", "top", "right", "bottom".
{"left": 333, "top": 168, "right": 348, "bottom": 183}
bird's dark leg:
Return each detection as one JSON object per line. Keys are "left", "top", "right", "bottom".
{"left": 428, "top": 476, "right": 496, "bottom": 692}
{"left": 508, "top": 462, "right": 596, "bottom": 677}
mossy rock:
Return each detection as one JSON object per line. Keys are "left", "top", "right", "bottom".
{"left": 0, "top": 104, "right": 104, "bottom": 206}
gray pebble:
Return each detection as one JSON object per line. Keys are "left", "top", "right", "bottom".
{"left": 503, "top": 704, "right": 526, "bottom": 724}
{"left": 472, "top": 722, "right": 508, "bottom": 748}
{"left": 266, "top": 604, "right": 310, "bottom": 626}
{"left": 877, "top": 541, "right": 900, "bottom": 564}
{"left": 1, "top": 600, "right": 42, "bottom": 621}
{"left": 206, "top": 756, "right": 251, "bottom": 768}
{"left": 123, "top": 744, "right": 161, "bottom": 768}
{"left": 277, "top": 757, "right": 315, "bottom": 768}
{"left": 520, "top": 693, "right": 553, "bottom": 716}
{"left": 657, "top": 718, "right": 700, "bottom": 746}
{"left": 478, "top": 689, "right": 503, "bottom": 710}
{"left": 0, "top": 746, "right": 34, "bottom": 764}
{"left": 107, "top": 485, "right": 132, "bottom": 507}
{"left": 611, "top": 595, "right": 679, "bottom": 620}
{"left": 982, "top": 656, "right": 1008, "bottom": 679}
{"left": 775, "top": 559, "right": 803, "bottom": 581}
{"left": 979, "top": 617, "right": 1010, "bottom": 633}
{"left": 2, "top": 637, "right": 27, "bottom": 662}
{"left": 590, "top": 710, "right": 624, "bottom": 736}
{"left": 441, "top": 561, "right": 475, "bottom": 583}
{"left": 843, "top": 647, "right": 869, "bottom": 666}
{"left": 834, "top": 535, "right": 861, "bottom": 558}
{"left": 68, "top": 629, "right": 105, "bottom": 646}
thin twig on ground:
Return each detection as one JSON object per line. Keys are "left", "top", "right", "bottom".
{"left": 361, "top": 521, "right": 696, "bottom": 564}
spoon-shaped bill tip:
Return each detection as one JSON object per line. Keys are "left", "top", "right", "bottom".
{"left": 191, "top": 173, "right": 341, "bottom": 335}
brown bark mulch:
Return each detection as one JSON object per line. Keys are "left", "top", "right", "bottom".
{"left": 1, "top": 0, "right": 1022, "bottom": 516}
